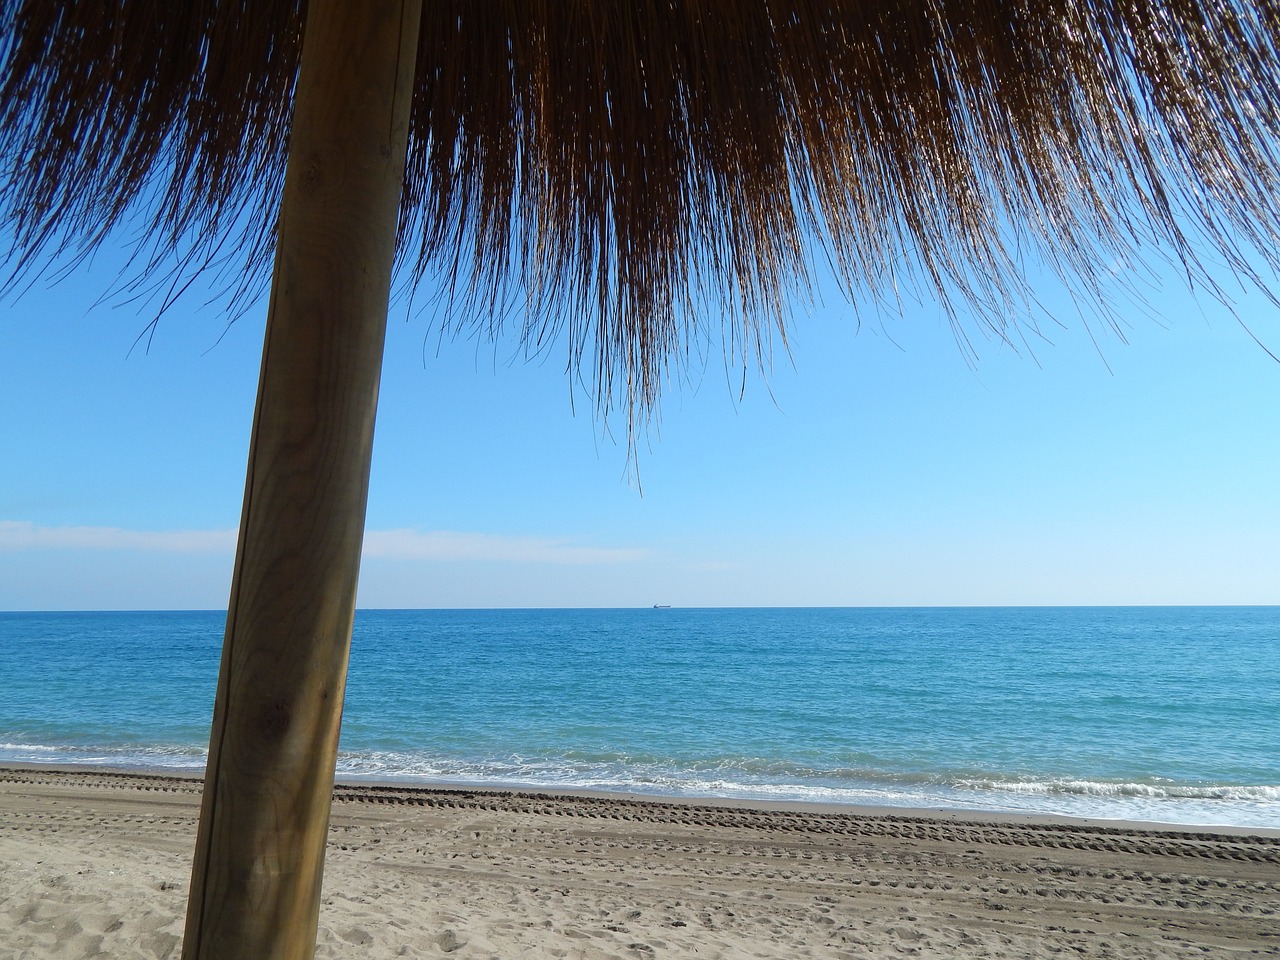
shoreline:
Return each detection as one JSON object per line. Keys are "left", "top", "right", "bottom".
{"left": 5, "top": 760, "right": 1279, "bottom": 839}
{"left": 4, "top": 765, "right": 1279, "bottom": 959}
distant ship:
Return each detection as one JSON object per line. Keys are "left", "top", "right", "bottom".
{"left": 652, "top": 604, "right": 671, "bottom": 609}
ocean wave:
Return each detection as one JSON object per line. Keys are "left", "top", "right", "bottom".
{"left": 0, "top": 741, "right": 61, "bottom": 753}
{"left": 326, "top": 748, "right": 1280, "bottom": 826}
{"left": 0, "top": 741, "right": 207, "bottom": 769}
{"left": 5, "top": 740, "right": 1277, "bottom": 829}
{"left": 956, "top": 777, "right": 1280, "bottom": 803}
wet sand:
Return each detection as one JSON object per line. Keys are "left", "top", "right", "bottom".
{"left": 2, "top": 766, "right": 1278, "bottom": 958}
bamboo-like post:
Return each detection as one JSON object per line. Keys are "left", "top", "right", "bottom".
{"left": 181, "top": 2, "right": 422, "bottom": 958}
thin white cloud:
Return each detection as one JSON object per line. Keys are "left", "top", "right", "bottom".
{"left": 0, "top": 520, "right": 236, "bottom": 553}
{"left": 363, "top": 528, "right": 648, "bottom": 565}
{"left": 0, "top": 521, "right": 648, "bottom": 566}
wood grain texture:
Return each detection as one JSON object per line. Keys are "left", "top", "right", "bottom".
{"left": 181, "top": 2, "right": 423, "bottom": 958}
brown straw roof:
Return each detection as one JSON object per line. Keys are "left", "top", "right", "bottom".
{"left": 3, "top": 1, "right": 1279, "bottom": 417}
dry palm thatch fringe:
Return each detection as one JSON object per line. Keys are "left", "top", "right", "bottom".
{"left": 3, "top": 0, "right": 1279, "bottom": 424}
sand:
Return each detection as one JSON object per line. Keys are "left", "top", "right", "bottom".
{"left": 1, "top": 767, "right": 1278, "bottom": 959}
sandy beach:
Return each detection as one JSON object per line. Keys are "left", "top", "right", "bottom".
{"left": 2, "top": 767, "right": 1278, "bottom": 959}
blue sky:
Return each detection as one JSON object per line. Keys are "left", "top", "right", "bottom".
{"left": 2, "top": 233, "right": 1278, "bottom": 610}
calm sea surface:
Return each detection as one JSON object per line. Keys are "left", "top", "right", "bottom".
{"left": 1, "top": 607, "right": 1277, "bottom": 828}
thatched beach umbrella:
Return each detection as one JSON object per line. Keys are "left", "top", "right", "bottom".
{"left": 4, "top": 2, "right": 1279, "bottom": 958}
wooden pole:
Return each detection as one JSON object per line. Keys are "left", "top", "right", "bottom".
{"left": 181, "top": 1, "right": 421, "bottom": 958}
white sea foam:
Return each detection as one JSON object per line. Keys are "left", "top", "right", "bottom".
{"left": 5, "top": 740, "right": 1278, "bottom": 828}
{"left": 0, "top": 741, "right": 207, "bottom": 769}
{"left": 327, "top": 749, "right": 1280, "bottom": 829}
{"left": 961, "top": 777, "right": 1280, "bottom": 802}
{"left": 0, "top": 742, "right": 60, "bottom": 752}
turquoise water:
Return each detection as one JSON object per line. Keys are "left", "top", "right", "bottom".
{"left": 1, "top": 607, "right": 1277, "bottom": 828}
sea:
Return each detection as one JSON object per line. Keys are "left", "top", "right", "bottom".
{"left": 1, "top": 606, "right": 1277, "bottom": 829}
